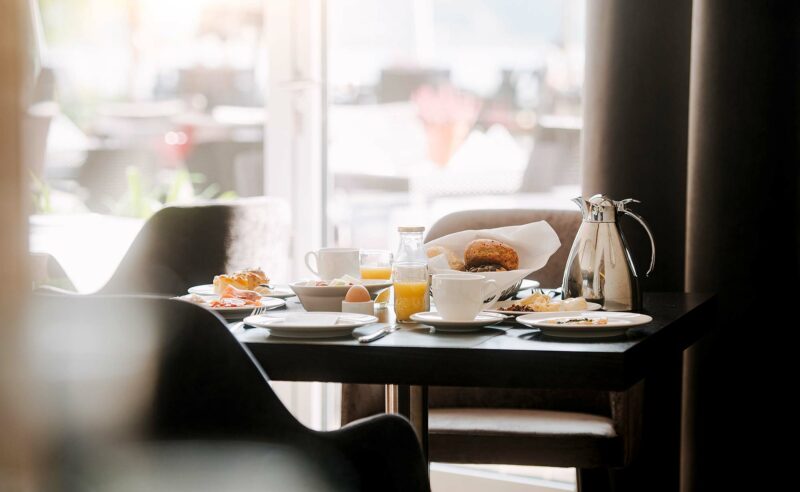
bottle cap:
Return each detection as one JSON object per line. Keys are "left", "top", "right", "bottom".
{"left": 397, "top": 226, "right": 425, "bottom": 232}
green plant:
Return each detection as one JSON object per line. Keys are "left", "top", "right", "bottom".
{"left": 109, "top": 166, "right": 238, "bottom": 219}
{"left": 30, "top": 170, "right": 53, "bottom": 214}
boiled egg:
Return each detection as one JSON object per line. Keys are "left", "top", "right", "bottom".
{"left": 344, "top": 285, "right": 370, "bottom": 303}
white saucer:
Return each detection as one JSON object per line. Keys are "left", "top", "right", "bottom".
{"left": 188, "top": 284, "right": 296, "bottom": 299}
{"left": 517, "top": 312, "right": 653, "bottom": 338}
{"left": 244, "top": 311, "right": 378, "bottom": 338}
{"left": 410, "top": 311, "right": 506, "bottom": 332}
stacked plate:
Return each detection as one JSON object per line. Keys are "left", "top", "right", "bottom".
{"left": 244, "top": 312, "right": 378, "bottom": 338}
{"left": 409, "top": 311, "right": 506, "bottom": 332}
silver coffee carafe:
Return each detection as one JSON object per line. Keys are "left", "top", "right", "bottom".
{"left": 562, "top": 195, "right": 655, "bottom": 311}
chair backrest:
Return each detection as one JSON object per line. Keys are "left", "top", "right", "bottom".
{"left": 99, "top": 197, "right": 290, "bottom": 295}
{"left": 29, "top": 293, "right": 304, "bottom": 441}
{"left": 426, "top": 208, "right": 582, "bottom": 288}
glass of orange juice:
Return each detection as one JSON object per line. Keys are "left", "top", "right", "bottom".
{"left": 360, "top": 250, "right": 393, "bottom": 308}
{"left": 392, "top": 262, "right": 429, "bottom": 322}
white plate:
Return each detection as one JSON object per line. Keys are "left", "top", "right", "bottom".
{"left": 410, "top": 311, "right": 506, "bottom": 332}
{"left": 485, "top": 300, "right": 602, "bottom": 316}
{"left": 179, "top": 296, "right": 286, "bottom": 320}
{"left": 517, "top": 312, "right": 653, "bottom": 338}
{"left": 188, "top": 284, "right": 296, "bottom": 299}
{"left": 244, "top": 311, "right": 378, "bottom": 338}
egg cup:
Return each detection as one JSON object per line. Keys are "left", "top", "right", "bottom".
{"left": 342, "top": 300, "right": 375, "bottom": 315}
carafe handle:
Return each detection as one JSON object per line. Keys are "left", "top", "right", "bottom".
{"left": 619, "top": 205, "right": 656, "bottom": 277}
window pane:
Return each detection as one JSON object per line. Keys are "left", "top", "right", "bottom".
{"left": 32, "top": 0, "right": 266, "bottom": 291}
{"left": 328, "top": 0, "right": 584, "bottom": 250}
{"left": 327, "top": 1, "right": 584, "bottom": 486}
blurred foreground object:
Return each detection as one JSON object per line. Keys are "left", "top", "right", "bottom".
{"left": 25, "top": 294, "right": 430, "bottom": 491}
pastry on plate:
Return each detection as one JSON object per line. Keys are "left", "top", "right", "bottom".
{"left": 510, "top": 293, "right": 588, "bottom": 312}
{"left": 464, "top": 239, "right": 519, "bottom": 272}
{"left": 213, "top": 267, "right": 270, "bottom": 294}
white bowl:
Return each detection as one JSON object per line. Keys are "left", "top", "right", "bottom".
{"left": 290, "top": 280, "right": 392, "bottom": 312}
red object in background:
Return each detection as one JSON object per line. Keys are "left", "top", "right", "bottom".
{"left": 412, "top": 84, "right": 481, "bottom": 167}
{"left": 159, "top": 125, "right": 194, "bottom": 166}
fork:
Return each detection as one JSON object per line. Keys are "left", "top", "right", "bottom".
{"left": 250, "top": 305, "right": 269, "bottom": 318}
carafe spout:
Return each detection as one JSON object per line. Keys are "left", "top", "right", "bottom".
{"left": 572, "top": 196, "right": 589, "bottom": 218}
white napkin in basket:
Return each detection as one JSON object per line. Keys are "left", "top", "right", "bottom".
{"left": 424, "top": 221, "right": 561, "bottom": 296}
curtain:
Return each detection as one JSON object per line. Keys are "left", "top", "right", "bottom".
{"left": 584, "top": 0, "right": 798, "bottom": 490}
{"left": 684, "top": 1, "right": 799, "bottom": 490}
{"left": 582, "top": 0, "right": 693, "bottom": 292}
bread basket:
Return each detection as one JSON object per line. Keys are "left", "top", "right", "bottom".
{"left": 424, "top": 221, "right": 561, "bottom": 307}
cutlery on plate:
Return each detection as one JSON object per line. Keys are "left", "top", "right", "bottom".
{"left": 250, "top": 305, "right": 269, "bottom": 317}
{"left": 358, "top": 324, "right": 397, "bottom": 344}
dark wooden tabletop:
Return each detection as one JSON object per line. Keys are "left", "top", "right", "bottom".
{"left": 239, "top": 292, "right": 714, "bottom": 391}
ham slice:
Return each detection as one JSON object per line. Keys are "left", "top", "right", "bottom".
{"left": 220, "top": 285, "right": 261, "bottom": 302}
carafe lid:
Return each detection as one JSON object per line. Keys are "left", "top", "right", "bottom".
{"left": 589, "top": 195, "right": 617, "bottom": 222}
{"left": 574, "top": 194, "right": 619, "bottom": 222}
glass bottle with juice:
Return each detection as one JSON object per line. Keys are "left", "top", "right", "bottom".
{"left": 393, "top": 226, "right": 429, "bottom": 322}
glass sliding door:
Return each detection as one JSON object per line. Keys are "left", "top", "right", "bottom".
{"left": 325, "top": 0, "right": 585, "bottom": 488}
{"left": 327, "top": 0, "right": 585, "bottom": 252}
{"left": 31, "top": 0, "right": 271, "bottom": 291}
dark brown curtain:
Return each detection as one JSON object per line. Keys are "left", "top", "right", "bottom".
{"left": 584, "top": 0, "right": 799, "bottom": 490}
{"left": 684, "top": 1, "right": 799, "bottom": 491}
{"left": 582, "top": 0, "right": 693, "bottom": 292}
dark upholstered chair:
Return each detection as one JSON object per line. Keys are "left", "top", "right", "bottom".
{"left": 341, "top": 209, "right": 642, "bottom": 490}
{"left": 98, "top": 197, "right": 289, "bottom": 296}
{"left": 30, "top": 294, "right": 430, "bottom": 492}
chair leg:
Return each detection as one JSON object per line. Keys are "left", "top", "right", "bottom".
{"left": 577, "top": 468, "right": 611, "bottom": 492}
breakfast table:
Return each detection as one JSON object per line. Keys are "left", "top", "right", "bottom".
{"left": 234, "top": 291, "right": 715, "bottom": 492}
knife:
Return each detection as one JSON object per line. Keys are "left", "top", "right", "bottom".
{"left": 358, "top": 324, "right": 397, "bottom": 344}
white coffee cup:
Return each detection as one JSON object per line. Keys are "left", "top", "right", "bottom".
{"left": 304, "top": 248, "right": 360, "bottom": 280}
{"left": 431, "top": 273, "right": 499, "bottom": 322}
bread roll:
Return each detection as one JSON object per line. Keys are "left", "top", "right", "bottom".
{"left": 464, "top": 239, "right": 519, "bottom": 271}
